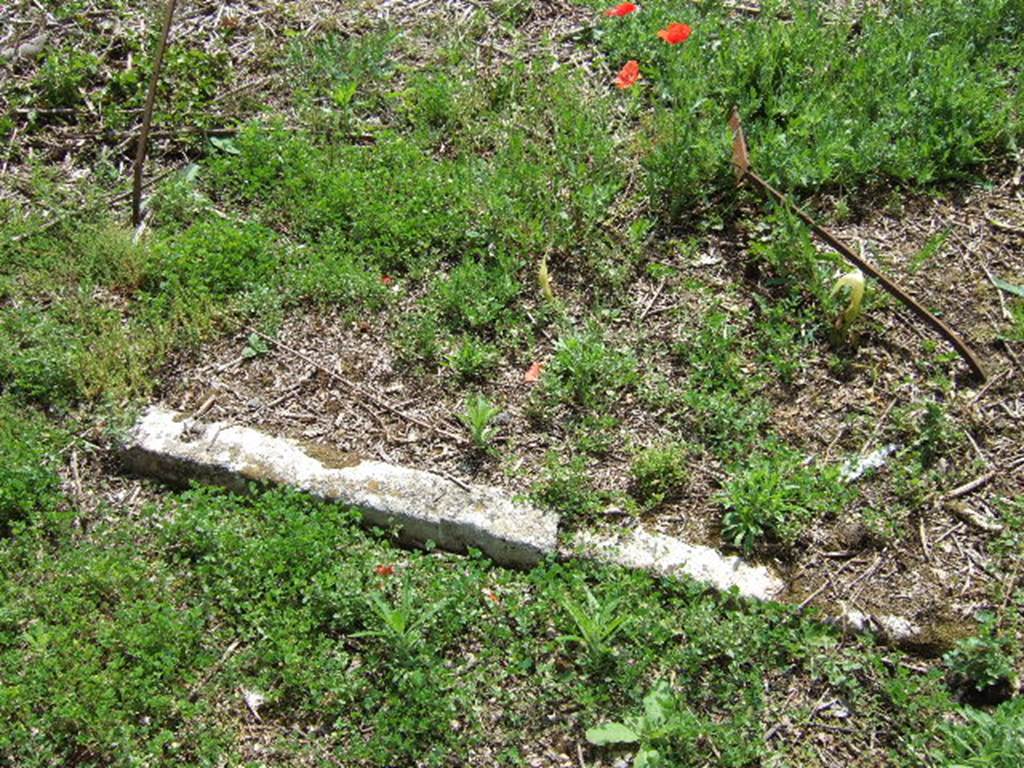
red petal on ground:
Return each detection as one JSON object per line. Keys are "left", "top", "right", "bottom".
{"left": 614, "top": 60, "right": 641, "bottom": 89}
{"left": 657, "top": 22, "right": 692, "bottom": 45}
{"left": 604, "top": 3, "right": 639, "bottom": 17}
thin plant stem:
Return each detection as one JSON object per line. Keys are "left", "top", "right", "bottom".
{"left": 132, "top": 0, "right": 180, "bottom": 227}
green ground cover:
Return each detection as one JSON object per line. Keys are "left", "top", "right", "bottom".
{"left": 1, "top": 0, "right": 1023, "bottom": 764}
{"left": 0, "top": 410, "right": 1020, "bottom": 765}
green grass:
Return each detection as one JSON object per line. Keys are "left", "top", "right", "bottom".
{"left": 0, "top": 464, "right": 1010, "bottom": 766}
{"left": 589, "top": 0, "right": 1024, "bottom": 219}
{"left": 2, "top": 2, "right": 1023, "bottom": 763}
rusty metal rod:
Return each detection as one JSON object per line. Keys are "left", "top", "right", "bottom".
{"left": 132, "top": 0, "right": 179, "bottom": 227}
{"left": 728, "top": 108, "right": 986, "bottom": 382}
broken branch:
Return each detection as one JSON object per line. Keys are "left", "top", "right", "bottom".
{"left": 728, "top": 108, "right": 986, "bottom": 382}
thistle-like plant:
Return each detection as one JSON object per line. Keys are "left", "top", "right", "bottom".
{"left": 558, "top": 586, "right": 630, "bottom": 659}
{"left": 353, "top": 585, "right": 443, "bottom": 657}
{"left": 459, "top": 394, "right": 502, "bottom": 449}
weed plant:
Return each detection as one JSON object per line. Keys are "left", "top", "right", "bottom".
{"left": 558, "top": 586, "right": 631, "bottom": 661}
{"left": 532, "top": 453, "right": 607, "bottom": 521}
{"left": 429, "top": 253, "right": 523, "bottom": 335}
{"left": 541, "top": 327, "right": 639, "bottom": 411}
{"left": 944, "top": 615, "right": 1019, "bottom": 702}
{"left": 631, "top": 443, "right": 689, "bottom": 509}
{"left": 446, "top": 336, "right": 500, "bottom": 381}
{"left": 935, "top": 698, "right": 1024, "bottom": 768}
{"left": 459, "top": 394, "right": 502, "bottom": 450}
{"left": 718, "top": 441, "right": 852, "bottom": 554}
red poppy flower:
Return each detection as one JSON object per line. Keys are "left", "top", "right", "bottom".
{"left": 657, "top": 22, "right": 692, "bottom": 45}
{"left": 375, "top": 564, "right": 395, "bottom": 576}
{"left": 380, "top": 275, "right": 394, "bottom": 286}
{"left": 614, "top": 60, "right": 641, "bottom": 90}
{"left": 604, "top": 2, "right": 639, "bottom": 16}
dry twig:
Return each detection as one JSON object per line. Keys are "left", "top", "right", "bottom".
{"left": 132, "top": 0, "right": 180, "bottom": 226}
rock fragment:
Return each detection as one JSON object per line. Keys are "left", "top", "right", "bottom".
{"left": 122, "top": 406, "right": 559, "bottom": 567}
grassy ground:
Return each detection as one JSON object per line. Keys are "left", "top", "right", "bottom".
{"left": 2, "top": 0, "right": 1023, "bottom": 765}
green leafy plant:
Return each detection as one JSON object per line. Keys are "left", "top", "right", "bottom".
{"left": 585, "top": 680, "right": 677, "bottom": 768}
{"left": 354, "top": 586, "right": 443, "bottom": 657}
{"left": 458, "top": 394, "right": 502, "bottom": 449}
{"left": 149, "top": 217, "right": 279, "bottom": 298}
{"left": 936, "top": 698, "right": 1024, "bottom": 768}
{"left": 909, "top": 230, "right": 949, "bottom": 273}
{"left": 683, "top": 387, "right": 770, "bottom": 459}
{"left": 430, "top": 254, "right": 522, "bottom": 334}
{"left": 1007, "top": 299, "right": 1024, "bottom": 342}
{"left": 531, "top": 453, "right": 606, "bottom": 520}
{"left": 0, "top": 399, "right": 63, "bottom": 534}
{"left": 559, "top": 586, "right": 630, "bottom": 659}
{"left": 917, "top": 402, "right": 961, "bottom": 469}
{"left": 718, "top": 442, "right": 851, "bottom": 554}
{"left": 400, "top": 73, "right": 459, "bottom": 132}
{"left": 446, "top": 336, "right": 499, "bottom": 381}
{"left": 752, "top": 296, "right": 815, "bottom": 385}
{"left": 32, "top": 50, "right": 101, "bottom": 110}
{"left": 586, "top": 678, "right": 765, "bottom": 767}
{"left": 944, "top": 617, "right": 1019, "bottom": 702}
{"left": 674, "top": 309, "right": 749, "bottom": 393}
{"left": 0, "top": 306, "right": 86, "bottom": 406}
{"left": 283, "top": 29, "right": 393, "bottom": 139}
{"left": 542, "top": 326, "right": 638, "bottom": 410}
{"left": 393, "top": 311, "right": 441, "bottom": 368}
{"left": 598, "top": 2, "right": 1023, "bottom": 219}
{"left": 631, "top": 443, "right": 689, "bottom": 509}
{"left": 242, "top": 332, "right": 269, "bottom": 359}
